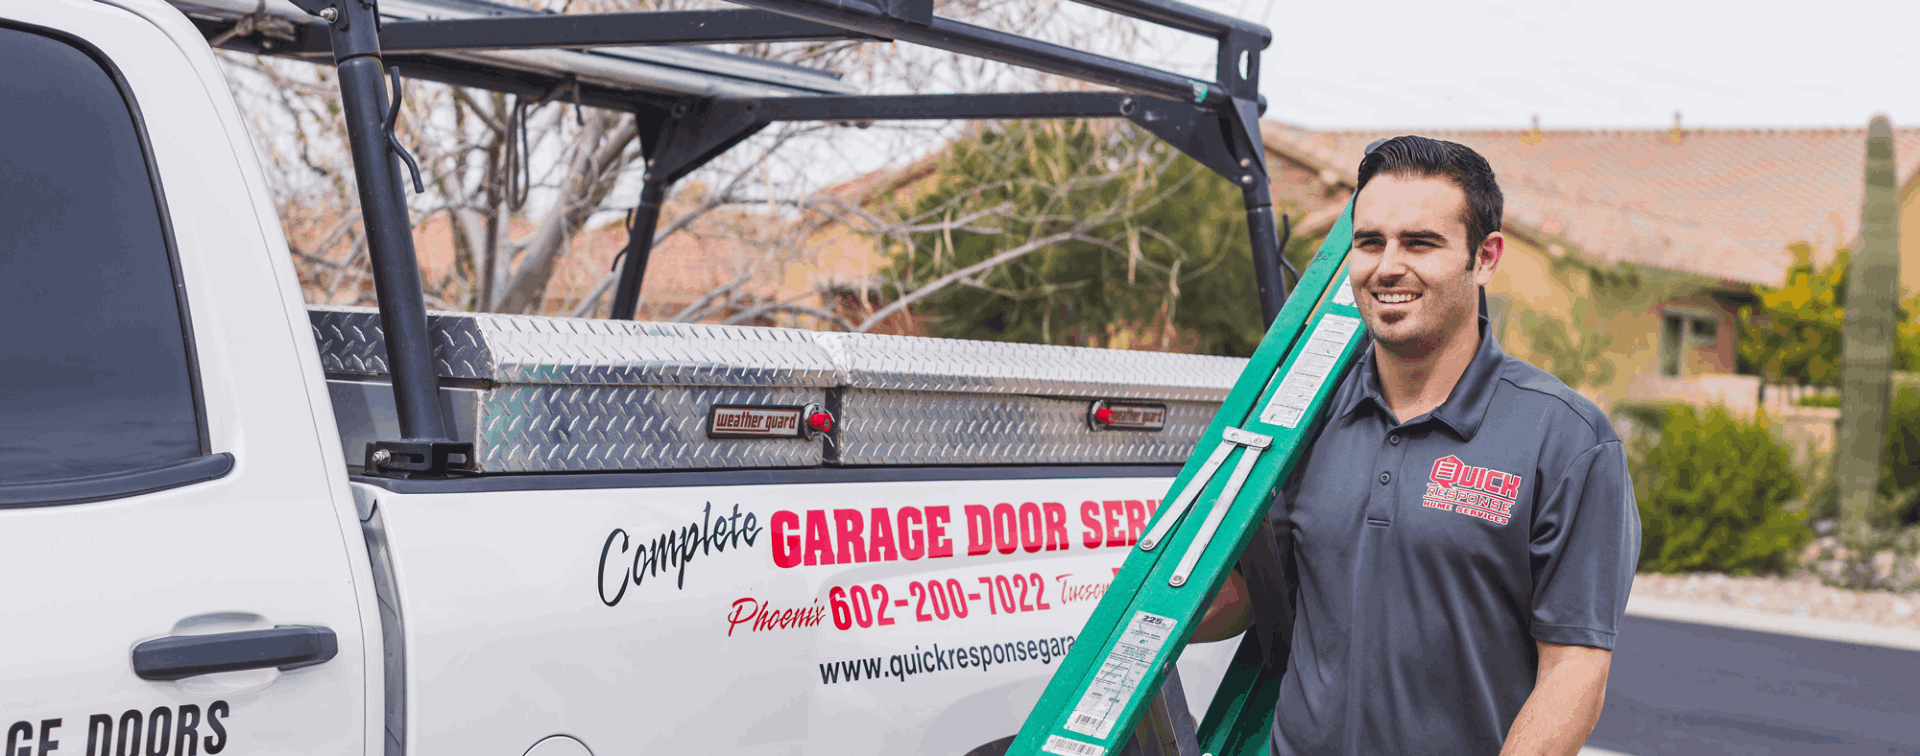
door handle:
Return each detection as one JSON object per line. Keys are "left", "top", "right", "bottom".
{"left": 132, "top": 625, "right": 338, "bottom": 681}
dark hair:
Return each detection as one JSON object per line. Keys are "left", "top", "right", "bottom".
{"left": 1354, "top": 136, "right": 1504, "bottom": 259}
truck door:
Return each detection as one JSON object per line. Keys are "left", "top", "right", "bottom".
{"left": 0, "top": 2, "right": 372, "bottom": 753}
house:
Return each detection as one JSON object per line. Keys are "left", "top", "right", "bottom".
{"left": 1258, "top": 121, "right": 1920, "bottom": 417}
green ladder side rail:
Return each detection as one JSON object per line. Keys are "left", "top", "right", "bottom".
{"left": 1012, "top": 202, "right": 1364, "bottom": 756}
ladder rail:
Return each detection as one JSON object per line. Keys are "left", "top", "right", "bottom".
{"left": 1013, "top": 202, "right": 1362, "bottom": 756}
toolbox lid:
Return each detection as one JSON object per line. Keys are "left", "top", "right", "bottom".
{"left": 311, "top": 306, "right": 1245, "bottom": 472}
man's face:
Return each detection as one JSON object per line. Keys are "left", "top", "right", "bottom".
{"left": 1347, "top": 174, "right": 1499, "bottom": 355}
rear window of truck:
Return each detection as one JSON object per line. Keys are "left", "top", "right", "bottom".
{"left": 0, "top": 25, "right": 204, "bottom": 488}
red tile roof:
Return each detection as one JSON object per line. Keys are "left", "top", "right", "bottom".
{"left": 1261, "top": 122, "right": 1920, "bottom": 287}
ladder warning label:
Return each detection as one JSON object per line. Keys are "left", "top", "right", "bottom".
{"left": 1041, "top": 735, "right": 1107, "bottom": 756}
{"left": 1063, "top": 611, "right": 1177, "bottom": 740}
{"left": 1331, "top": 273, "right": 1355, "bottom": 306}
{"left": 1259, "top": 314, "right": 1362, "bottom": 428}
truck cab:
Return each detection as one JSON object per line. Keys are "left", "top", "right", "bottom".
{"left": 1, "top": 1, "right": 379, "bottom": 753}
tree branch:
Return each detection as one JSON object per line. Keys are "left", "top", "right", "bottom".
{"left": 671, "top": 265, "right": 760, "bottom": 323}
{"left": 496, "top": 112, "right": 640, "bottom": 313}
{"left": 856, "top": 230, "right": 1088, "bottom": 332}
{"left": 720, "top": 302, "right": 856, "bottom": 331}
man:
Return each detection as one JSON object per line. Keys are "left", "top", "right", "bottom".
{"left": 1204, "top": 135, "right": 1640, "bottom": 755}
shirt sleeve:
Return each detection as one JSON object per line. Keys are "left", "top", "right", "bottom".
{"left": 1528, "top": 439, "right": 1640, "bottom": 649}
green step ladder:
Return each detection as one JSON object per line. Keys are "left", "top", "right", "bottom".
{"left": 1012, "top": 202, "right": 1364, "bottom": 756}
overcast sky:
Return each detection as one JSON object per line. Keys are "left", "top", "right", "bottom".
{"left": 1156, "top": 0, "right": 1917, "bottom": 130}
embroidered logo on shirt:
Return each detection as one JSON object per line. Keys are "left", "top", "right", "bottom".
{"left": 1424, "top": 455, "right": 1522, "bottom": 525}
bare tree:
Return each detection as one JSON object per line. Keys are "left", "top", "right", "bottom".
{"left": 221, "top": 0, "right": 1158, "bottom": 328}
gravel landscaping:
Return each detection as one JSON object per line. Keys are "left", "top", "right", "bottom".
{"left": 1632, "top": 571, "right": 1920, "bottom": 631}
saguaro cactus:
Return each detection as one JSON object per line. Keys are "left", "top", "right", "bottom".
{"left": 1838, "top": 116, "right": 1899, "bottom": 554}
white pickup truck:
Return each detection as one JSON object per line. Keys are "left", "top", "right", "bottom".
{"left": 0, "top": 2, "right": 1262, "bottom": 753}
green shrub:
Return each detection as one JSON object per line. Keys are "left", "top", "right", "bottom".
{"left": 1787, "top": 386, "right": 1920, "bottom": 589}
{"left": 1802, "top": 385, "right": 1920, "bottom": 524}
{"left": 1630, "top": 405, "right": 1809, "bottom": 574}
{"left": 1880, "top": 386, "right": 1920, "bottom": 501}
{"left": 1794, "top": 393, "right": 1841, "bottom": 408}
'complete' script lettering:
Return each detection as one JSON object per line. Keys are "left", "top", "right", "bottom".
{"left": 598, "top": 503, "right": 763, "bottom": 606}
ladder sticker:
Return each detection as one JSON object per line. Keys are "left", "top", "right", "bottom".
{"left": 1258, "top": 314, "right": 1362, "bottom": 428}
{"left": 1063, "top": 611, "right": 1177, "bottom": 739}
{"left": 1041, "top": 735, "right": 1107, "bottom": 756}
{"left": 1331, "top": 273, "right": 1356, "bottom": 306}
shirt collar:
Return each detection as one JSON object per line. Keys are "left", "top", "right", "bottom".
{"left": 1332, "top": 313, "right": 1505, "bottom": 441}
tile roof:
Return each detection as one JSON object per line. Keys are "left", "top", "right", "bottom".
{"left": 1260, "top": 122, "right": 1920, "bottom": 287}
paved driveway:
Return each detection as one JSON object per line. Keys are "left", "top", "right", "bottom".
{"left": 1586, "top": 614, "right": 1920, "bottom": 755}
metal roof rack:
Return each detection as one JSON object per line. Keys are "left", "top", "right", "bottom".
{"left": 170, "top": 0, "right": 860, "bottom": 98}
{"left": 173, "top": 0, "right": 1282, "bottom": 480}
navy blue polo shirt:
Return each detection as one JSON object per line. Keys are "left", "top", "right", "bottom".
{"left": 1271, "top": 318, "right": 1640, "bottom": 756}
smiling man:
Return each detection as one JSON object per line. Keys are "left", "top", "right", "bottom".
{"left": 1257, "top": 136, "right": 1641, "bottom": 756}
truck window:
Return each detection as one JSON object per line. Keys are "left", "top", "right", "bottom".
{"left": 0, "top": 25, "right": 204, "bottom": 487}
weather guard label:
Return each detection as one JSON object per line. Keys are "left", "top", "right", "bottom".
{"left": 1094, "top": 402, "right": 1167, "bottom": 431}
{"left": 1064, "top": 611, "right": 1177, "bottom": 740}
{"left": 707, "top": 405, "right": 804, "bottom": 438}
{"left": 1258, "top": 314, "right": 1361, "bottom": 428}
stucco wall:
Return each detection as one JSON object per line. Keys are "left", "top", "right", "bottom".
{"left": 1486, "top": 235, "right": 1751, "bottom": 414}
{"left": 1902, "top": 177, "right": 1920, "bottom": 299}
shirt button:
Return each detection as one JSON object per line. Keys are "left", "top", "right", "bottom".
{"left": 1388, "top": 435, "right": 1401, "bottom": 446}
{"left": 1380, "top": 472, "right": 1391, "bottom": 485}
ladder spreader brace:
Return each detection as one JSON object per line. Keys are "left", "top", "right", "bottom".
{"left": 1015, "top": 205, "right": 1365, "bottom": 756}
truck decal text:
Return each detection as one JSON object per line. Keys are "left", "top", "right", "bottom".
{"left": 726, "top": 597, "right": 828, "bottom": 636}
{"left": 1054, "top": 573, "right": 1113, "bottom": 604}
{"left": 769, "top": 499, "right": 1160, "bottom": 569}
{"left": 817, "top": 635, "right": 1078, "bottom": 685}
{"left": 6, "top": 701, "right": 230, "bottom": 756}
{"left": 598, "top": 502, "right": 763, "bottom": 605}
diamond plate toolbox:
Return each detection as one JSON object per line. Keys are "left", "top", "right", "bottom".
{"left": 310, "top": 307, "right": 1245, "bottom": 472}
{"left": 829, "top": 391, "right": 1217, "bottom": 466}
{"left": 816, "top": 332, "right": 1243, "bottom": 466}
{"left": 313, "top": 306, "right": 835, "bottom": 472}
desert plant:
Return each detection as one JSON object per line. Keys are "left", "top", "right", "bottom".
{"left": 1630, "top": 404, "right": 1809, "bottom": 575}
{"left": 1798, "top": 384, "right": 1920, "bottom": 589}
{"left": 1838, "top": 117, "right": 1902, "bottom": 547}
{"left": 1804, "top": 472, "right": 1920, "bottom": 591}
{"left": 1797, "top": 385, "right": 1920, "bottom": 520}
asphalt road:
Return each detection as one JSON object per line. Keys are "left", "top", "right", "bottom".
{"left": 1587, "top": 615, "right": 1920, "bottom": 755}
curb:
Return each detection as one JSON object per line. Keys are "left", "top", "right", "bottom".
{"left": 1625, "top": 596, "right": 1920, "bottom": 653}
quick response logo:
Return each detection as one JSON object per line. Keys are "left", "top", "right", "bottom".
{"left": 1424, "top": 455, "right": 1522, "bottom": 526}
